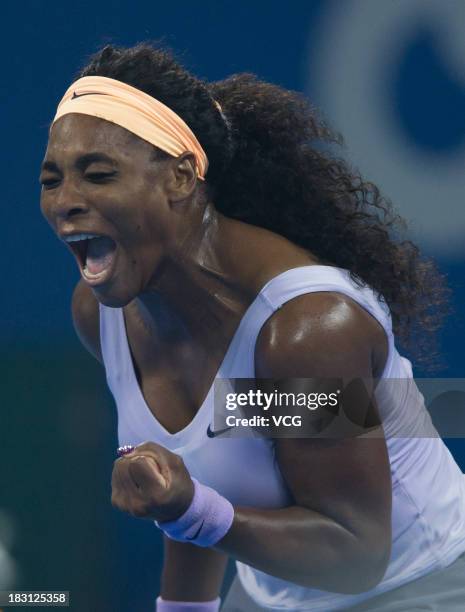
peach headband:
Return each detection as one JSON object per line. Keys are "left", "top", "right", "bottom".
{"left": 52, "top": 75, "right": 209, "bottom": 180}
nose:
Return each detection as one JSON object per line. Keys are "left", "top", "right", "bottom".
{"left": 42, "top": 177, "right": 90, "bottom": 222}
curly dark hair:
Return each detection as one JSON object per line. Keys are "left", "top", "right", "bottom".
{"left": 78, "top": 42, "right": 450, "bottom": 370}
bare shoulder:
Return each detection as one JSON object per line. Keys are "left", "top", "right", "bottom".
{"left": 255, "top": 291, "right": 388, "bottom": 379}
{"left": 71, "top": 279, "right": 103, "bottom": 364}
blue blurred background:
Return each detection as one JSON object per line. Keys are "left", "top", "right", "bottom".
{"left": 2, "top": 1, "right": 464, "bottom": 610}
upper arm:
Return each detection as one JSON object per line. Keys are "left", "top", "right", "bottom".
{"left": 71, "top": 279, "right": 103, "bottom": 364}
{"left": 255, "top": 292, "right": 392, "bottom": 560}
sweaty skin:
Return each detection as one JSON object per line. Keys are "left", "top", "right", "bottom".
{"left": 40, "top": 113, "right": 391, "bottom": 599}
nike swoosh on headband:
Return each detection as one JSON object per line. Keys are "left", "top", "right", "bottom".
{"left": 71, "top": 91, "right": 110, "bottom": 99}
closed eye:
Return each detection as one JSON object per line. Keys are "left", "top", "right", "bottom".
{"left": 39, "top": 176, "right": 61, "bottom": 189}
{"left": 85, "top": 171, "right": 117, "bottom": 182}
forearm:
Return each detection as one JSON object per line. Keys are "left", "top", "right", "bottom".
{"left": 113, "top": 443, "right": 389, "bottom": 595}
{"left": 214, "top": 505, "right": 388, "bottom": 594}
{"left": 161, "top": 537, "right": 228, "bottom": 601}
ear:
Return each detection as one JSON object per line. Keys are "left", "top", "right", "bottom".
{"left": 165, "top": 152, "right": 198, "bottom": 203}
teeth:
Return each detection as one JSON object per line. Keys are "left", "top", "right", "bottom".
{"left": 64, "top": 233, "right": 100, "bottom": 243}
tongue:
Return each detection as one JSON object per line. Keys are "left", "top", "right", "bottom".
{"left": 86, "top": 237, "right": 116, "bottom": 275}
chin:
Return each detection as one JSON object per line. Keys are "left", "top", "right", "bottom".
{"left": 90, "top": 279, "right": 138, "bottom": 308}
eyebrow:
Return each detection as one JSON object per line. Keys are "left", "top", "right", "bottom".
{"left": 41, "top": 152, "right": 118, "bottom": 173}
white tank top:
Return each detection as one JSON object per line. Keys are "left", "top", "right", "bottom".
{"left": 99, "top": 265, "right": 465, "bottom": 611}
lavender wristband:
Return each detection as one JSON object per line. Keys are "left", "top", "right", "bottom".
{"left": 155, "top": 478, "right": 234, "bottom": 547}
{"left": 156, "top": 596, "right": 221, "bottom": 611}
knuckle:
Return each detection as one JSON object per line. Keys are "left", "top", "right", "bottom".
{"left": 132, "top": 500, "right": 151, "bottom": 517}
{"left": 137, "top": 441, "right": 158, "bottom": 453}
{"left": 114, "top": 457, "right": 125, "bottom": 470}
{"left": 172, "top": 453, "right": 184, "bottom": 469}
{"left": 111, "top": 493, "right": 121, "bottom": 509}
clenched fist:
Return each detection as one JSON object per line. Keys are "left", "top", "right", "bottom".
{"left": 111, "top": 441, "right": 195, "bottom": 523}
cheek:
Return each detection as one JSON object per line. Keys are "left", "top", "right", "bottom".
{"left": 107, "top": 186, "right": 156, "bottom": 226}
{"left": 118, "top": 222, "right": 166, "bottom": 277}
{"left": 103, "top": 185, "right": 172, "bottom": 254}
{"left": 133, "top": 205, "right": 173, "bottom": 247}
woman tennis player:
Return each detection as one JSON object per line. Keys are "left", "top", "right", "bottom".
{"left": 40, "top": 44, "right": 465, "bottom": 611}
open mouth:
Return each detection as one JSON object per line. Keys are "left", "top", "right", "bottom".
{"left": 64, "top": 233, "right": 117, "bottom": 286}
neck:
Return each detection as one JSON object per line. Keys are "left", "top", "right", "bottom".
{"left": 133, "top": 204, "right": 255, "bottom": 350}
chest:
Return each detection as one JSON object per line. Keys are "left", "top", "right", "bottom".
{"left": 122, "top": 305, "right": 235, "bottom": 435}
